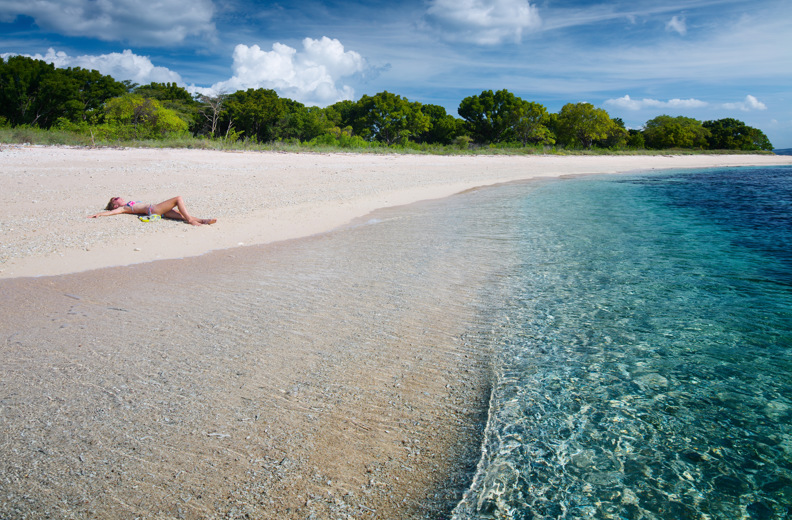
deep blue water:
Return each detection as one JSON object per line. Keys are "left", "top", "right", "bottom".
{"left": 453, "top": 166, "right": 792, "bottom": 519}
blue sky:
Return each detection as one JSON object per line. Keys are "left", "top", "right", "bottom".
{"left": 1, "top": 0, "right": 791, "bottom": 147}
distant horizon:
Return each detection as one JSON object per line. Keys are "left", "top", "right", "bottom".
{"left": 2, "top": 0, "right": 790, "bottom": 147}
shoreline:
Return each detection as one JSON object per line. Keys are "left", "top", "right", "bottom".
{"left": 2, "top": 146, "right": 791, "bottom": 279}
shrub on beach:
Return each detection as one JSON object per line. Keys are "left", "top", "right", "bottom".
{"left": 307, "top": 132, "right": 373, "bottom": 149}
{"left": 102, "top": 94, "right": 189, "bottom": 140}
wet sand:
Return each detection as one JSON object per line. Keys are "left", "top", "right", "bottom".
{"left": 1, "top": 147, "right": 791, "bottom": 518}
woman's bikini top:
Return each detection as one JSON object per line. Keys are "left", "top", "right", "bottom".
{"left": 127, "top": 200, "right": 153, "bottom": 215}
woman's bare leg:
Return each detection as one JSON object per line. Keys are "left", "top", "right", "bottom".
{"left": 162, "top": 209, "right": 185, "bottom": 220}
{"left": 161, "top": 210, "right": 215, "bottom": 224}
{"left": 151, "top": 196, "right": 205, "bottom": 225}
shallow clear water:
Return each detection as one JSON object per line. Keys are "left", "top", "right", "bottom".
{"left": 452, "top": 166, "right": 792, "bottom": 519}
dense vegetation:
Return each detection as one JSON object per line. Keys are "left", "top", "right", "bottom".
{"left": 0, "top": 55, "right": 774, "bottom": 152}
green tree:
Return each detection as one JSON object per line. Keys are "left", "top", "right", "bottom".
{"left": 135, "top": 82, "right": 200, "bottom": 131}
{"left": 458, "top": 89, "right": 554, "bottom": 145}
{"left": 323, "top": 99, "right": 357, "bottom": 129}
{"left": 62, "top": 67, "right": 127, "bottom": 122}
{"left": 458, "top": 89, "right": 507, "bottom": 143}
{"left": 595, "top": 117, "right": 629, "bottom": 148}
{"left": 643, "top": 115, "right": 710, "bottom": 149}
{"left": 703, "top": 118, "right": 773, "bottom": 151}
{"left": 276, "top": 100, "right": 329, "bottom": 142}
{"left": 626, "top": 129, "right": 646, "bottom": 149}
{"left": 0, "top": 56, "right": 128, "bottom": 128}
{"left": 512, "top": 101, "right": 554, "bottom": 146}
{"left": 351, "top": 91, "right": 430, "bottom": 145}
{"left": 103, "top": 93, "right": 188, "bottom": 139}
{"left": 746, "top": 127, "right": 773, "bottom": 151}
{"left": 457, "top": 89, "right": 508, "bottom": 143}
{"left": 220, "top": 88, "right": 286, "bottom": 142}
{"left": 0, "top": 56, "right": 64, "bottom": 127}
{"left": 414, "top": 104, "right": 462, "bottom": 145}
{"left": 555, "top": 103, "right": 618, "bottom": 149}
{"left": 135, "top": 82, "right": 194, "bottom": 103}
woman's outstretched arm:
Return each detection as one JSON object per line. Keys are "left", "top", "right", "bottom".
{"left": 87, "top": 207, "right": 128, "bottom": 218}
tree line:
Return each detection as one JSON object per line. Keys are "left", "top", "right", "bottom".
{"left": 0, "top": 55, "right": 774, "bottom": 151}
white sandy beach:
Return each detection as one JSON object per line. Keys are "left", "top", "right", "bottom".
{"left": 2, "top": 145, "right": 791, "bottom": 279}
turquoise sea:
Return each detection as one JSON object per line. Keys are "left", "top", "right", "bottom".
{"left": 446, "top": 166, "right": 792, "bottom": 519}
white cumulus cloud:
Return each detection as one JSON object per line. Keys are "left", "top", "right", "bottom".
{"left": 722, "top": 94, "right": 767, "bottom": 111}
{"left": 425, "top": 0, "right": 541, "bottom": 45}
{"left": 605, "top": 94, "right": 769, "bottom": 113}
{"left": 209, "top": 37, "right": 366, "bottom": 106}
{"left": 605, "top": 95, "right": 708, "bottom": 110}
{"left": 665, "top": 15, "right": 687, "bottom": 36}
{"left": 3, "top": 48, "right": 183, "bottom": 85}
{"left": 0, "top": 0, "right": 215, "bottom": 45}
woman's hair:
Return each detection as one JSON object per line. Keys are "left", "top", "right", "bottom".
{"left": 105, "top": 197, "right": 119, "bottom": 210}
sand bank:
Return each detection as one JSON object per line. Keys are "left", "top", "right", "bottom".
{"left": 2, "top": 145, "right": 790, "bottom": 279}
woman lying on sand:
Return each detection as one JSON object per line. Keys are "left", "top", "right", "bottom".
{"left": 88, "top": 196, "right": 217, "bottom": 226}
